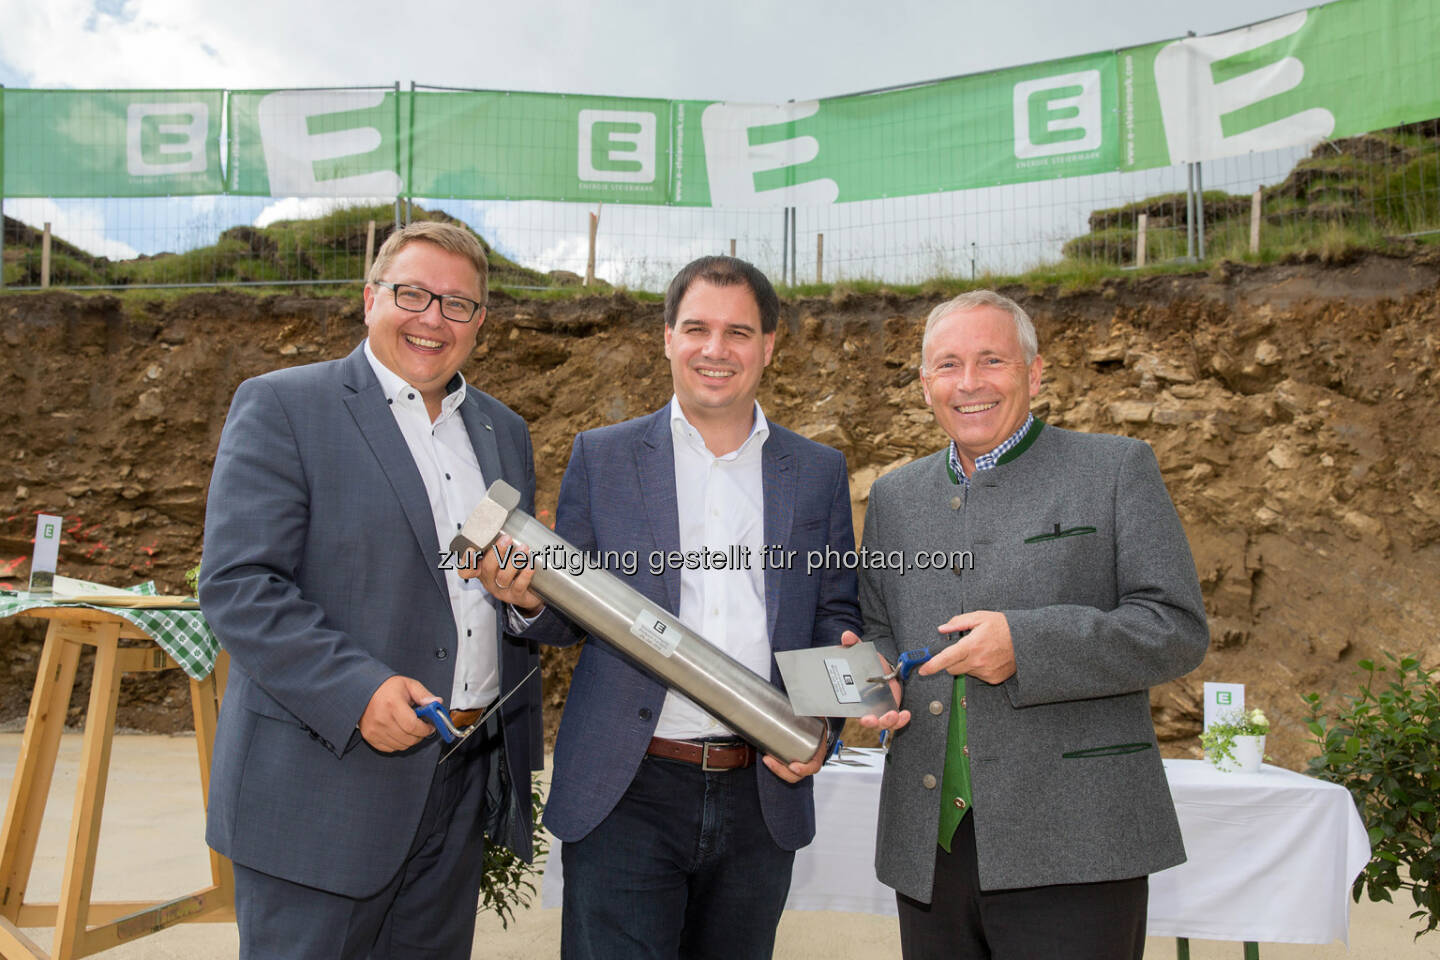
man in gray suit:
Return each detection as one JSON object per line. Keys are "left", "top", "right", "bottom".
{"left": 200, "top": 221, "right": 540, "bottom": 959}
{"left": 858, "top": 290, "right": 1208, "bottom": 958}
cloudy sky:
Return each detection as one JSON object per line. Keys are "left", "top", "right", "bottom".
{"left": 0, "top": 0, "right": 1319, "bottom": 280}
{"left": 1, "top": 0, "right": 1314, "bottom": 100}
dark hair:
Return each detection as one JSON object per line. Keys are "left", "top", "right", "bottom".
{"left": 663, "top": 256, "right": 779, "bottom": 333}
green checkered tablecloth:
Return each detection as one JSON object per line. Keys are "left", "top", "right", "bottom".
{"left": 0, "top": 583, "right": 219, "bottom": 680}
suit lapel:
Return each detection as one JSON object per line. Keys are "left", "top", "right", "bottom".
{"left": 762, "top": 430, "right": 795, "bottom": 640}
{"left": 638, "top": 410, "right": 682, "bottom": 613}
{"left": 459, "top": 391, "right": 503, "bottom": 489}
{"left": 339, "top": 346, "right": 449, "bottom": 604}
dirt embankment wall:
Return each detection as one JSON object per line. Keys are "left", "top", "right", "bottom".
{"left": 2, "top": 252, "right": 1437, "bottom": 768}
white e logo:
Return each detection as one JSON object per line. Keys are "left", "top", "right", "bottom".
{"left": 578, "top": 110, "right": 656, "bottom": 184}
{"left": 1012, "top": 71, "right": 1102, "bottom": 160}
{"left": 256, "top": 90, "right": 402, "bottom": 196}
{"left": 699, "top": 101, "right": 839, "bottom": 208}
{"left": 1152, "top": 11, "right": 1334, "bottom": 164}
{"left": 126, "top": 102, "right": 208, "bottom": 176}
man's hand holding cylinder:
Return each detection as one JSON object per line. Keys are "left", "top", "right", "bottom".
{"left": 460, "top": 533, "right": 545, "bottom": 616}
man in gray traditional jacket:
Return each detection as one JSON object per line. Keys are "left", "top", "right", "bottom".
{"left": 858, "top": 290, "right": 1208, "bottom": 959}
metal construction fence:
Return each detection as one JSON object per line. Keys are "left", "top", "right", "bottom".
{"left": 4, "top": 129, "right": 1436, "bottom": 293}
{"left": 1, "top": 0, "right": 1437, "bottom": 292}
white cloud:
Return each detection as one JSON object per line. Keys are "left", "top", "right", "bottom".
{"left": 0, "top": 0, "right": 1314, "bottom": 99}
{"left": 252, "top": 196, "right": 392, "bottom": 228}
{"left": 2, "top": 1, "right": 236, "bottom": 89}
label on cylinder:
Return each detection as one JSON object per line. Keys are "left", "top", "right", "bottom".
{"left": 824, "top": 658, "right": 862, "bottom": 704}
{"left": 630, "top": 610, "right": 681, "bottom": 657}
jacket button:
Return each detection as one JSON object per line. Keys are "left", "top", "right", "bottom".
{"left": 963, "top": 745, "right": 970, "bottom": 757}
{"left": 639, "top": 707, "right": 652, "bottom": 720}
{"left": 435, "top": 648, "right": 448, "bottom": 660}
{"left": 954, "top": 797, "right": 967, "bottom": 809}
{"left": 922, "top": 774, "right": 937, "bottom": 789}
{"left": 950, "top": 496, "right": 962, "bottom": 510}
{"left": 928, "top": 700, "right": 943, "bottom": 715}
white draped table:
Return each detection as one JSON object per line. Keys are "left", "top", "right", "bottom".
{"left": 540, "top": 751, "right": 1371, "bottom": 948}
{"left": 1149, "top": 758, "right": 1371, "bottom": 946}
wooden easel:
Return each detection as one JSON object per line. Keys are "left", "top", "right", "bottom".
{"left": 0, "top": 607, "right": 233, "bottom": 958}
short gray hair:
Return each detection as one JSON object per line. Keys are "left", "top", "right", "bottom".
{"left": 921, "top": 290, "right": 1037, "bottom": 368}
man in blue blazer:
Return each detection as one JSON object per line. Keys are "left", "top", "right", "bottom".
{"left": 200, "top": 222, "right": 540, "bottom": 959}
{"left": 485, "top": 256, "right": 861, "bottom": 960}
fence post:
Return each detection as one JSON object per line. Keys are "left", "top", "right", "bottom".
{"left": 729, "top": 239, "right": 736, "bottom": 257}
{"left": 1195, "top": 162, "right": 1206, "bottom": 260}
{"left": 406, "top": 80, "right": 417, "bottom": 228}
{"left": 789, "top": 207, "right": 798, "bottom": 286}
{"left": 1185, "top": 164, "right": 1196, "bottom": 260}
{"left": 780, "top": 209, "right": 789, "bottom": 285}
{"left": 585, "top": 204, "right": 601, "bottom": 287}
{"left": 816, "top": 233, "right": 824, "bottom": 284}
{"left": 392, "top": 80, "right": 402, "bottom": 231}
{"left": 41, "top": 222, "right": 52, "bottom": 288}
{"left": 363, "top": 220, "right": 377, "bottom": 280}
{"left": 1136, "top": 214, "right": 1148, "bottom": 268}
{"left": 1250, "top": 187, "right": 1262, "bottom": 255}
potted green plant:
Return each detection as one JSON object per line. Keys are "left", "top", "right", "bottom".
{"left": 1200, "top": 707, "right": 1269, "bottom": 773}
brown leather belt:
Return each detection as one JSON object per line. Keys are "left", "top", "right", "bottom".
{"left": 647, "top": 736, "right": 755, "bottom": 771}
{"left": 448, "top": 705, "right": 492, "bottom": 729}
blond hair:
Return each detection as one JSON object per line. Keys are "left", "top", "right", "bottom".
{"left": 367, "top": 221, "right": 489, "bottom": 304}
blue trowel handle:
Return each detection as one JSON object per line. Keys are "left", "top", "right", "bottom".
{"left": 413, "top": 701, "right": 459, "bottom": 743}
{"left": 895, "top": 647, "right": 933, "bottom": 682}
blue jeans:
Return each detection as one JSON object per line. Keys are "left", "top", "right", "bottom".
{"left": 560, "top": 753, "right": 796, "bottom": 960}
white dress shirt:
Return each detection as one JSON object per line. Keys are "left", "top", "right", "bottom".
{"left": 364, "top": 340, "right": 498, "bottom": 709}
{"left": 654, "top": 396, "right": 772, "bottom": 740}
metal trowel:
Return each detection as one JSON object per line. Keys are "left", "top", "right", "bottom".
{"left": 773, "top": 641, "right": 898, "bottom": 718}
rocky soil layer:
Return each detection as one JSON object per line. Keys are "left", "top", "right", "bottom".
{"left": 2, "top": 251, "right": 1437, "bottom": 769}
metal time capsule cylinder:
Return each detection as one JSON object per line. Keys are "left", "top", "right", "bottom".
{"left": 451, "top": 480, "right": 827, "bottom": 764}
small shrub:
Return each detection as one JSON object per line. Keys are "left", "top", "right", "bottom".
{"left": 480, "top": 780, "right": 549, "bottom": 928}
{"left": 1304, "top": 654, "right": 1440, "bottom": 939}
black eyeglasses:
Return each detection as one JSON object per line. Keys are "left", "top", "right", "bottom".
{"left": 373, "top": 281, "right": 483, "bottom": 323}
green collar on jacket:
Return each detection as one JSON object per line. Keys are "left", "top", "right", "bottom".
{"left": 944, "top": 418, "right": 1047, "bottom": 485}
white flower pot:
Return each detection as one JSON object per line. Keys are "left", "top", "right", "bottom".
{"left": 1212, "top": 734, "right": 1265, "bottom": 774}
